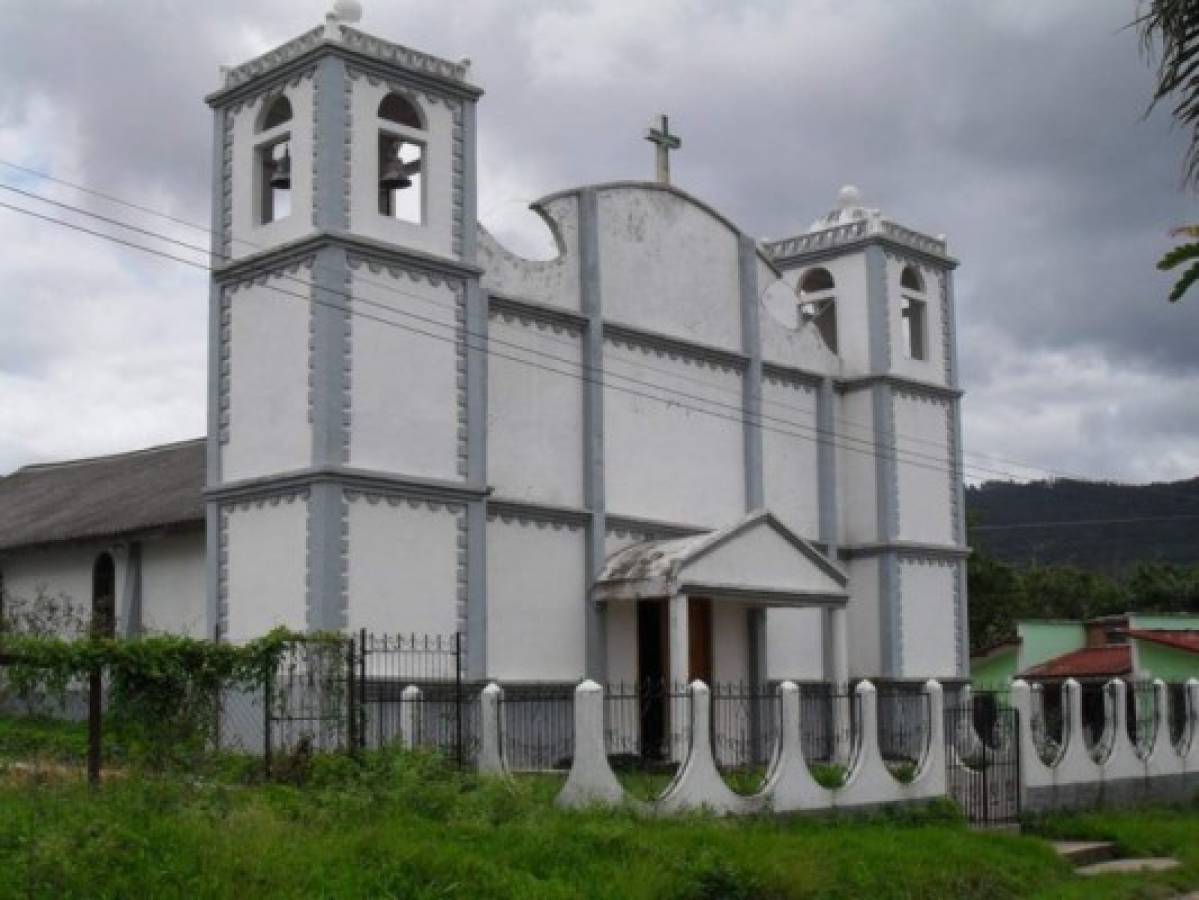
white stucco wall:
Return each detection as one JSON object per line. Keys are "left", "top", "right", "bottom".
{"left": 682, "top": 524, "right": 843, "bottom": 596}
{"left": 348, "top": 266, "right": 462, "bottom": 480}
{"left": 898, "top": 559, "right": 957, "bottom": 678}
{"left": 766, "top": 607, "right": 824, "bottom": 681}
{"left": 347, "top": 78, "right": 457, "bottom": 258}
{"left": 761, "top": 375, "right": 821, "bottom": 540}
{"left": 0, "top": 541, "right": 124, "bottom": 633}
{"left": 846, "top": 558, "right": 881, "bottom": 678}
{"left": 838, "top": 390, "right": 878, "bottom": 545}
{"left": 224, "top": 496, "right": 308, "bottom": 642}
{"left": 597, "top": 188, "right": 741, "bottom": 353}
{"left": 893, "top": 392, "right": 953, "bottom": 545}
{"left": 345, "top": 494, "right": 461, "bottom": 635}
{"left": 487, "top": 313, "right": 583, "bottom": 507}
{"left": 605, "top": 601, "right": 638, "bottom": 684}
{"left": 711, "top": 604, "right": 749, "bottom": 684}
{"left": 604, "top": 340, "right": 744, "bottom": 528}
{"left": 228, "top": 82, "right": 317, "bottom": 260}
{"left": 485, "top": 516, "right": 586, "bottom": 681}
{"left": 140, "top": 530, "right": 207, "bottom": 637}
{"left": 479, "top": 195, "right": 581, "bottom": 310}
{"left": 223, "top": 275, "right": 313, "bottom": 482}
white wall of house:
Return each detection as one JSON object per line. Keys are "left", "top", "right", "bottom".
{"left": 899, "top": 559, "right": 958, "bottom": 679}
{"left": 478, "top": 195, "right": 581, "bottom": 310}
{"left": 223, "top": 496, "right": 308, "bottom": 642}
{"left": 894, "top": 392, "right": 953, "bottom": 545}
{"left": 348, "top": 265, "right": 463, "bottom": 480}
{"left": 222, "top": 274, "right": 313, "bottom": 483}
{"left": 487, "top": 314, "right": 583, "bottom": 507}
{"left": 485, "top": 515, "right": 586, "bottom": 681}
{"left": 604, "top": 342, "right": 744, "bottom": 528}
{"left": 766, "top": 608, "right": 824, "bottom": 681}
{"left": 140, "top": 530, "right": 207, "bottom": 637}
{"left": 596, "top": 188, "right": 741, "bottom": 353}
{"left": 761, "top": 375, "right": 821, "bottom": 540}
{"left": 0, "top": 541, "right": 124, "bottom": 632}
{"left": 345, "top": 493, "right": 462, "bottom": 636}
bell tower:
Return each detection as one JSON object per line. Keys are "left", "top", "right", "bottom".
{"left": 203, "top": 3, "right": 486, "bottom": 657}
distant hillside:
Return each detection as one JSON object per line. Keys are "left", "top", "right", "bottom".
{"left": 965, "top": 477, "right": 1199, "bottom": 573}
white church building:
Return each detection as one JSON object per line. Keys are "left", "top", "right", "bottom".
{"left": 0, "top": 7, "right": 969, "bottom": 692}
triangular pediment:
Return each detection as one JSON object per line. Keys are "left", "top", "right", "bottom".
{"left": 594, "top": 510, "right": 847, "bottom": 605}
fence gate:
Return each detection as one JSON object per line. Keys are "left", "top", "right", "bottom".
{"left": 944, "top": 699, "right": 1021, "bottom": 826}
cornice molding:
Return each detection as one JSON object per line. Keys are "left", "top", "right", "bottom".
{"left": 487, "top": 293, "right": 588, "bottom": 335}
{"left": 839, "top": 541, "right": 971, "bottom": 561}
{"left": 835, "top": 373, "right": 962, "bottom": 401}
{"left": 486, "top": 498, "right": 589, "bottom": 530}
{"left": 208, "top": 466, "right": 488, "bottom": 504}
{"left": 603, "top": 321, "right": 747, "bottom": 374}
{"left": 767, "top": 234, "right": 959, "bottom": 273}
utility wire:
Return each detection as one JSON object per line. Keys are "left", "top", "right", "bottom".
{"left": 0, "top": 159, "right": 1082, "bottom": 472}
{"left": 4, "top": 168, "right": 1199, "bottom": 519}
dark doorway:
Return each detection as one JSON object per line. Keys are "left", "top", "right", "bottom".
{"left": 688, "top": 597, "right": 713, "bottom": 684}
{"left": 637, "top": 599, "right": 668, "bottom": 758}
{"left": 92, "top": 552, "right": 116, "bottom": 638}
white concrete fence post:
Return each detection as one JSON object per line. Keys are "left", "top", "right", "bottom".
{"left": 400, "top": 684, "right": 421, "bottom": 750}
{"left": 477, "top": 682, "right": 508, "bottom": 776}
{"left": 557, "top": 680, "right": 627, "bottom": 808}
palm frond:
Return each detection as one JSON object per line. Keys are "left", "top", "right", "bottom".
{"left": 1157, "top": 239, "right": 1199, "bottom": 270}
{"left": 1167, "top": 258, "right": 1199, "bottom": 301}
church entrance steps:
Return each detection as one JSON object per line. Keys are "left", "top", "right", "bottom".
{"left": 1052, "top": 840, "right": 1181, "bottom": 878}
{"left": 1051, "top": 840, "right": 1118, "bottom": 867}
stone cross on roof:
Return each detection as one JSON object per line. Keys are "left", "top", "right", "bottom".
{"left": 645, "top": 114, "right": 681, "bottom": 185}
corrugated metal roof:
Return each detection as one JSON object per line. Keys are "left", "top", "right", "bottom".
{"left": 1022, "top": 645, "right": 1131, "bottom": 680}
{"left": 0, "top": 439, "right": 204, "bottom": 551}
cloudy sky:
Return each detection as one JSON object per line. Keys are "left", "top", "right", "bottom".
{"left": 1, "top": 0, "right": 1196, "bottom": 488}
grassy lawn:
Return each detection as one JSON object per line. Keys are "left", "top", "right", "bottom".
{"left": 0, "top": 716, "right": 1197, "bottom": 898}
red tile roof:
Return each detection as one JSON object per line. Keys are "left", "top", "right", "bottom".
{"left": 1021, "top": 645, "right": 1131, "bottom": 680}
{"left": 1124, "top": 630, "right": 1199, "bottom": 655}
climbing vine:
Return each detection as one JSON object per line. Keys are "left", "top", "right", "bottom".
{"left": 0, "top": 629, "right": 339, "bottom": 769}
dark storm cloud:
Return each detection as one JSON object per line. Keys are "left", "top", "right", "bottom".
{"left": 1, "top": 0, "right": 1197, "bottom": 481}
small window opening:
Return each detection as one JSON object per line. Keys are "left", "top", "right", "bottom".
{"left": 901, "top": 296, "right": 926, "bottom": 360}
{"left": 378, "top": 134, "right": 423, "bottom": 222}
{"left": 377, "top": 92, "right": 425, "bottom": 224}
{"left": 798, "top": 267, "right": 838, "bottom": 352}
{"left": 900, "top": 265, "right": 924, "bottom": 292}
{"left": 258, "top": 139, "right": 292, "bottom": 225}
{"left": 255, "top": 95, "right": 293, "bottom": 226}
{"left": 92, "top": 552, "right": 116, "bottom": 639}
{"left": 899, "top": 265, "right": 926, "bottom": 360}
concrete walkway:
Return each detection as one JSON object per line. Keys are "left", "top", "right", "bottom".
{"left": 1052, "top": 840, "right": 1181, "bottom": 878}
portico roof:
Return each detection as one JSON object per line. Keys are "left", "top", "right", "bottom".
{"left": 593, "top": 510, "right": 848, "bottom": 607}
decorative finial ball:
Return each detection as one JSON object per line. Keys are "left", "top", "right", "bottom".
{"left": 838, "top": 185, "right": 861, "bottom": 209}
{"left": 332, "top": 0, "right": 363, "bottom": 23}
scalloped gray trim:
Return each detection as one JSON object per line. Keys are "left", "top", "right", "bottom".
{"left": 837, "top": 373, "right": 963, "bottom": 400}
{"left": 603, "top": 323, "right": 747, "bottom": 374}
{"left": 340, "top": 27, "right": 470, "bottom": 83}
{"left": 486, "top": 507, "right": 586, "bottom": 532}
{"left": 220, "top": 26, "right": 325, "bottom": 90}
{"left": 762, "top": 367, "right": 818, "bottom": 392}
{"left": 489, "top": 305, "right": 583, "bottom": 338}
{"left": 217, "top": 287, "right": 232, "bottom": 445}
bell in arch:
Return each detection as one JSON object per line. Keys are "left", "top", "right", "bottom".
{"left": 269, "top": 148, "right": 291, "bottom": 190}
{"left": 379, "top": 137, "right": 421, "bottom": 191}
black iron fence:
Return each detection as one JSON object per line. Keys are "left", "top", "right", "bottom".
{"left": 877, "top": 686, "right": 930, "bottom": 767}
{"left": 710, "top": 681, "right": 779, "bottom": 772}
{"left": 798, "top": 683, "right": 858, "bottom": 765}
{"left": 603, "top": 679, "right": 691, "bottom": 768}
{"left": 500, "top": 685, "right": 574, "bottom": 772}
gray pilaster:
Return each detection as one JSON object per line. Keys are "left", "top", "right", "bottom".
{"left": 310, "top": 245, "right": 350, "bottom": 465}
{"left": 312, "top": 55, "right": 350, "bottom": 233}
{"left": 205, "top": 103, "right": 227, "bottom": 641}
{"left": 942, "top": 270, "right": 969, "bottom": 676}
{"left": 579, "top": 188, "right": 607, "bottom": 680}
{"left": 307, "top": 481, "right": 347, "bottom": 630}
{"left": 205, "top": 501, "right": 221, "bottom": 640}
{"left": 816, "top": 377, "right": 838, "bottom": 553}
{"left": 738, "top": 234, "right": 764, "bottom": 511}
{"left": 465, "top": 281, "right": 488, "bottom": 678}
{"left": 866, "top": 244, "right": 902, "bottom": 679}
{"left": 460, "top": 100, "right": 478, "bottom": 264}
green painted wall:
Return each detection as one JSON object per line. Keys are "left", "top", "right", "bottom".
{"left": 971, "top": 646, "right": 1017, "bottom": 689}
{"left": 1130, "top": 613, "right": 1199, "bottom": 632}
{"left": 1019, "top": 621, "right": 1086, "bottom": 673}
{"left": 1134, "top": 639, "right": 1199, "bottom": 682}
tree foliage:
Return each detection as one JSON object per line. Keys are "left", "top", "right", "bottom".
{"left": 1137, "top": 0, "right": 1199, "bottom": 300}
